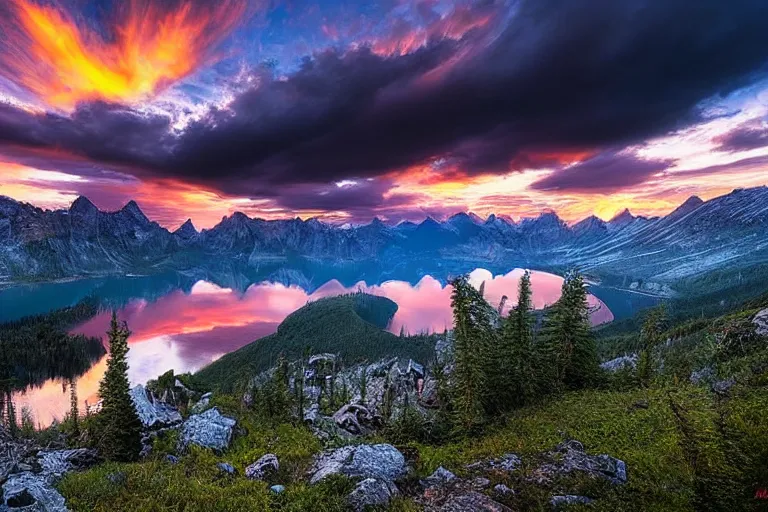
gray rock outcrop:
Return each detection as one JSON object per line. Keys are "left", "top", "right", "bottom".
{"left": 535, "top": 440, "right": 626, "bottom": 485}
{"left": 130, "top": 385, "right": 182, "bottom": 429}
{"left": 347, "top": 478, "right": 399, "bottom": 512}
{"left": 178, "top": 407, "right": 236, "bottom": 452}
{"left": 600, "top": 354, "right": 638, "bottom": 373}
{"left": 309, "top": 444, "right": 407, "bottom": 485}
{"left": 754, "top": 308, "right": 768, "bottom": 336}
{"left": 2, "top": 472, "right": 67, "bottom": 512}
{"left": 245, "top": 454, "right": 279, "bottom": 481}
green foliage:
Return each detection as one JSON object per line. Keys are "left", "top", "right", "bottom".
{"left": 196, "top": 293, "right": 436, "bottom": 392}
{"left": 637, "top": 304, "right": 669, "bottom": 387}
{"left": 69, "top": 378, "right": 80, "bottom": 439}
{"left": 0, "top": 302, "right": 104, "bottom": 393}
{"left": 95, "top": 313, "right": 142, "bottom": 462}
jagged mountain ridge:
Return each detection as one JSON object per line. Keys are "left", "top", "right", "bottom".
{"left": 1, "top": 186, "right": 767, "bottom": 284}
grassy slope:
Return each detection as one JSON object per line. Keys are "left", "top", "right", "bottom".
{"left": 195, "top": 293, "right": 436, "bottom": 391}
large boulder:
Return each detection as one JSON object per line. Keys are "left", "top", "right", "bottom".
{"left": 754, "top": 308, "right": 768, "bottom": 337}
{"left": 38, "top": 449, "right": 99, "bottom": 478}
{"left": 130, "top": 385, "right": 182, "bottom": 429}
{"left": 347, "top": 478, "right": 399, "bottom": 512}
{"left": 245, "top": 454, "right": 279, "bottom": 481}
{"left": 178, "top": 407, "right": 236, "bottom": 452}
{"left": 309, "top": 444, "right": 407, "bottom": 485}
{"left": 332, "top": 404, "right": 380, "bottom": 436}
{"left": 2, "top": 472, "right": 67, "bottom": 512}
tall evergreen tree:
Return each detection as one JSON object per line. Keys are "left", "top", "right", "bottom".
{"left": 450, "top": 275, "right": 488, "bottom": 431}
{"left": 541, "top": 270, "right": 600, "bottom": 390}
{"left": 69, "top": 378, "right": 80, "bottom": 439}
{"left": 501, "top": 270, "right": 537, "bottom": 407}
{"left": 97, "top": 313, "right": 142, "bottom": 461}
{"left": 637, "top": 304, "right": 668, "bottom": 387}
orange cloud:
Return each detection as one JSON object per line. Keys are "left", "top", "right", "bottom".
{"left": 4, "top": 0, "right": 248, "bottom": 109}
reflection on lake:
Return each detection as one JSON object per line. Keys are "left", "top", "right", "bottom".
{"left": 8, "top": 268, "right": 617, "bottom": 426}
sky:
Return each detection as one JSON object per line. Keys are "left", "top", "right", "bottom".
{"left": 0, "top": 0, "right": 767, "bottom": 230}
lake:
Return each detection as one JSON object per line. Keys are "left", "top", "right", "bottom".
{"left": 2, "top": 268, "right": 656, "bottom": 426}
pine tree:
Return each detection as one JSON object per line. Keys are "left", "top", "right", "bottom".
{"left": 359, "top": 365, "right": 368, "bottom": 405}
{"left": 637, "top": 304, "right": 668, "bottom": 387}
{"left": 450, "top": 275, "right": 488, "bottom": 431}
{"left": 541, "top": 270, "right": 600, "bottom": 390}
{"left": 97, "top": 312, "right": 142, "bottom": 462}
{"left": 69, "top": 378, "right": 80, "bottom": 439}
{"left": 501, "top": 270, "right": 537, "bottom": 408}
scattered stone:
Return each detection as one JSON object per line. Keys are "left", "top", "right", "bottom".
{"left": 332, "top": 404, "right": 381, "bottom": 436}
{"left": 2, "top": 472, "right": 67, "bottom": 512}
{"left": 472, "top": 477, "right": 491, "bottom": 489}
{"left": 347, "top": 478, "right": 399, "bottom": 512}
{"left": 130, "top": 385, "right": 183, "bottom": 429}
{"left": 269, "top": 485, "right": 285, "bottom": 494}
{"left": 165, "top": 454, "right": 179, "bottom": 464}
{"left": 600, "top": 354, "right": 638, "bottom": 373}
{"left": 466, "top": 453, "right": 521, "bottom": 473}
{"left": 245, "top": 454, "right": 279, "bottom": 481}
{"left": 309, "top": 444, "right": 407, "bottom": 485}
{"left": 711, "top": 378, "right": 736, "bottom": 395}
{"left": 534, "top": 440, "right": 627, "bottom": 485}
{"left": 493, "top": 484, "right": 514, "bottom": 496}
{"left": 420, "top": 467, "right": 456, "bottom": 488}
{"left": 437, "top": 491, "right": 512, "bottom": 511}
{"left": 690, "top": 366, "right": 714, "bottom": 386}
{"left": 38, "top": 448, "right": 100, "bottom": 478}
{"left": 107, "top": 472, "right": 127, "bottom": 485}
{"left": 178, "top": 407, "right": 236, "bottom": 452}
{"left": 753, "top": 308, "right": 768, "bottom": 336}
{"left": 217, "top": 462, "right": 236, "bottom": 475}
{"left": 550, "top": 495, "right": 593, "bottom": 507}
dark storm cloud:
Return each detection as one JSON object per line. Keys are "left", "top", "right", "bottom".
{"left": 2, "top": 0, "right": 768, "bottom": 198}
{"left": 714, "top": 121, "right": 768, "bottom": 152}
{"left": 530, "top": 152, "right": 675, "bottom": 192}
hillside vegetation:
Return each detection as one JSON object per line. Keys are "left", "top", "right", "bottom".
{"left": 195, "top": 292, "right": 436, "bottom": 391}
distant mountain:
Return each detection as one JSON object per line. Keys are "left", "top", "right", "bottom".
{"left": 2, "top": 187, "right": 768, "bottom": 288}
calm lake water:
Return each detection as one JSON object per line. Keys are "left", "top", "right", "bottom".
{"left": 1, "top": 268, "right": 655, "bottom": 426}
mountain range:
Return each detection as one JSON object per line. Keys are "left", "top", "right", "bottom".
{"left": 1, "top": 186, "right": 768, "bottom": 293}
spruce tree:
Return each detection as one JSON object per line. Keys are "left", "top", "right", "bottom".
{"left": 97, "top": 313, "right": 142, "bottom": 461}
{"left": 69, "top": 378, "right": 80, "bottom": 439}
{"left": 541, "top": 270, "right": 600, "bottom": 390}
{"left": 450, "top": 275, "right": 487, "bottom": 431}
{"left": 637, "top": 304, "right": 668, "bottom": 387}
{"left": 501, "top": 270, "right": 537, "bottom": 407}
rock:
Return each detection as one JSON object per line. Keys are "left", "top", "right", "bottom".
{"left": 190, "top": 394, "right": 212, "bottom": 415}
{"left": 130, "top": 385, "right": 183, "bottom": 429}
{"left": 332, "top": 404, "right": 380, "bottom": 436}
{"left": 245, "top": 454, "right": 279, "bottom": 481}
{"left": 269, "top": 485, "right": 285, "bottom": 494}
{"left": 600, "top": 354, "right": 638, "bottom": 373}
{"left": 466, "top": 453, "right": 521, "bottom": 473}
{"left": 309, "top": 444, "right": 407, "bottom": 485}
{"left": 472, "top": 477, "right": 491, "bottom": 489}
{"left": 437, "top": 491, "right": 512, "bottom": 511}
{"left": 420, "top": 467, "right": 457, "bottom": 488}
{"left": 217, "top": 463, "right": 236, "bottom": 475}
{"left": 753, "top": 308, "right": 768, "bottom": 336}
{"left": 551, "top": 495, "right": 593, "bottom": 507}
{"left": 106, "top": 472, "right": 127, "bottom": 485}
{"left": 38, "top": 449, "right": 100, "bottom": 478}
{"left": 14, "top": 464, "right": 33, "bottom": 473}
{"left": 347, "top": 478, "right": 398, "bottom": 512}
{"left": 493, "top": 484, "right": 514, "bottom": 496}
{"left": 165, "top": 454, "right": 179, "bottom": 464}
{"left": 178, "top": 407, "right": 236, "bottom": 452}
{"left": 303, "top": 403, "right": 320, "bottom": 425}
{"left": 712, "top": 378, "right": 736, "bottom": 395}
{"left": 2, "top": 472, "right": 67, "bottom": 512}
{"left": 690, "top": 366, "right": 714, "bottom": 385}
{"left": 535, "top": 440, "right": 626, "bottom": 485}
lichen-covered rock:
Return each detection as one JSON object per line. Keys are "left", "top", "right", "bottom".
{"left": 550, "top": 495, "right": 593, "bottom": 507}
{"left": 178, "top": 407, "right": 236, "bottom": 452}
{"left": 2, "top": 472, "right": 67, "bottom": 512}
{"left": 309, "top": 444, "right": 406, "bottom": 484}
{"left": 38, "top": 449, "right": 99, "bottom": 478}
{"left": 130, "top": 385, "right": 182, "bottom": 429}
{"left": 245, "top": 454, "right": 279, "bottom": 481}
{"left": 711, "top": 378, "right": 736, "bottom": 395}
{"left": 420, "top": 467, "right": 456, "bottom": 489}
{"left": 600, "top": 354, "right": 638, "bottom": 373}
{"left": 347, "top": 478, "right": 398, "bottom": 512}
{"left": 434, "top": 491, "right": 512, "bottom": 511}
{"left": 534, "top": 440, "right": 626, "bottom": 485}
{"left": 753, "top": 308, "right": 768, "bottom": 336}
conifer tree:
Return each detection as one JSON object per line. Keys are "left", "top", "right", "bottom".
{"left": 637, "top": 304, "right": 668, "bottom": 387}
{"left": 541, "top": 270, "right": 600, "bottom": 390}
{"left": 501, "top": 270, "right": 537, "bottom": 407}
{"left": 69, "top": 378, "right": 80, "bottom": 439}
{"left": 450, "top": 275, "right": 488, "bottom": 431}
{"left": 97, "top": 313, "right": 142, "bottom": 461}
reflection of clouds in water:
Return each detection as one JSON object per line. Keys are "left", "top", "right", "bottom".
{"left": 19, "top": 268, "right": 612, "bottom": 427}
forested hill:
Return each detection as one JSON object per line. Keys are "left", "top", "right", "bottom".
{"left": 195, "top": 292, "right": 436, "bottom": 391}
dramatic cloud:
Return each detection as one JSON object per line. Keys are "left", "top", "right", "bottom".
{"left": 714, "top": 120, "right": 768, "bottom": 152}
{"left": 530, "top": 152, "right": 675, "bottom": 192}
